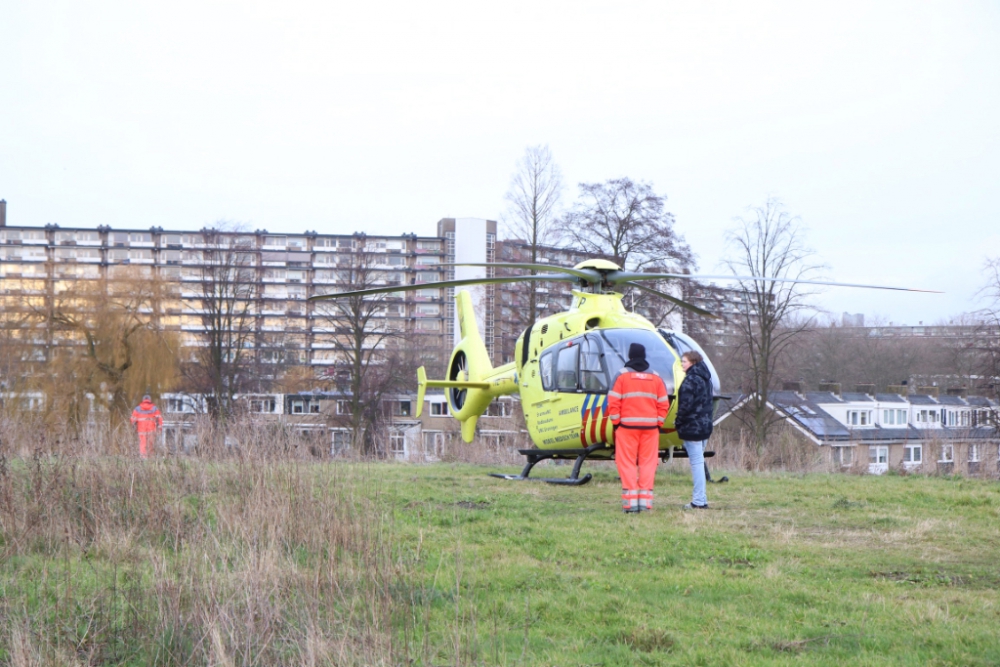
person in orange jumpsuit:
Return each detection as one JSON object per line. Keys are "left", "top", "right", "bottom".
{"left": 130, "top": 394, "right": 163, "bottom": 459}
{"left": 607, "top": 343, "right": 670, "bottom": 513}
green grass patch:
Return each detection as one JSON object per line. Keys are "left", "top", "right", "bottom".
{"left": 4, "top": 458, "right": 1000, "bottom": 665}
{"left": 380, "top": 463, "right": 1000, "bottom": 666}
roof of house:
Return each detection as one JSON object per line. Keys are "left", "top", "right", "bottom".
{"left": 875, "top": 393, "right": 906, "bottom": 403}
{"left": 936, "top": 395, "right": 968, "bottom": 406}
{"left": 716, "top": 390, "right": 999, "bottom": 444}
{"left": 805, "top": 391, "right": 842, "bottom": 404}
{"left": 841, "top": 392, "right": 874, "bottom": 402}
{"left": 908, "top": 394, "right": 940, "bottom": 405}
{"left": 966, "top": 396, "right": 994, "bottom": 407}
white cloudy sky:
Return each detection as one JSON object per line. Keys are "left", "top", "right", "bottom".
{"left": 2, "top": 0, "right": 998, "bottom": 325}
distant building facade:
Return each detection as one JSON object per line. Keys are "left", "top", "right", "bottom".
{"left": 716, "top": 385, "right": 999, "bottom": 475}
{"left": 0, "top": 216, "right": 497, "bottom": 371}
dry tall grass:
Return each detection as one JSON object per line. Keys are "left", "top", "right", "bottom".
{"left": 0, "top": 443, "right": 407, "bottom": 665}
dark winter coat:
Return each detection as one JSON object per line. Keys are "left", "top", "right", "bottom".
{"left": 675, "top": 361, "right": 714, "bottom": 442}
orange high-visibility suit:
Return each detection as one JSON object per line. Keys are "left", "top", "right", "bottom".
{"left": 130, "top": 397, "right": 163, "bottom": 458}
{"left": 607, "top": 370, "right": 670, "bottom": 511}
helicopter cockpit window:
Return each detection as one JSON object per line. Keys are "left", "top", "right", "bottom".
{"left": 556, "top": 345, "right": 578, "bottom": 391}
{"left": 539, "top": 351, "right": 554, "bottom": 390}
{"left": 599, "top": 328, "right": 678, "bottom": 394}
{"left": 579, "top": 336, "right": 608, "bottom": 392}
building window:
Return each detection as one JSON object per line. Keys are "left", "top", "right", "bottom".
{"left": 832, "top": 446, "right": 853, "bottom": 466}
{"left": 291, "top": 400, "right": 305, "bottom": 414}
{"left": 903, "top": 444, "right": 922, "bottom": 465}
{"left": 389, "top": 430, "right": 406, "bottom": 455}
{"left": 430, "top": 402, "right": 447, "bottom": 416}
{"left": 847, "top": 411, "right": 872, "bottom": 426}
{"left": 883, "top": 409, "right": 894, "bottom": 425}
{"left": 869, "top": 446, "right": 888, "bottom": 465}
{"left": 422, "top": 431, "right": 445, "bottom": 457}
{"left": 249, "top": 397, "right": 276, "bottom": 413}
{"left": 331, "top": 429, "right": 352, "bottom": 455}
{"left": 337, "top": 400, "right": 352, "bottom": 415}
{"left": 897, "top": 409, "right": 907, "bottom": 425}
{"left": 399, "top": 400, "right": 411, "bottom": 417}
{"left": 969, "top": 444, "right": 981, "bottom": 463}
{"left": 938, "top": 444, "right": 954, "bottom": 463}
{"left": 167, "top": 397, "right": 194, "bottom": 413}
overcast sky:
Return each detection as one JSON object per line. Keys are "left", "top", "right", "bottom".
{"left": 2, "top": 0, "right": 998, "bottom": 325}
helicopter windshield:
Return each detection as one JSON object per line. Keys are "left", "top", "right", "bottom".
{"left": 658, "top": 329, "right": 721, "bottom": 394}
{"left": 598, "top": 329, "right": 679, "bottom": 394}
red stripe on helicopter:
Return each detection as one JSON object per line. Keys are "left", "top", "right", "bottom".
{"left": 589, "top": 398, "right": 600, "bottom": 443}
{"left": 582, "top": 394, "right": 603, "bottom": 446}
{"left": 599, "top": 395, "right": 610, "bottom": 443}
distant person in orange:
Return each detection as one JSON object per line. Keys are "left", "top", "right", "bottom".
{"left": 130, "top": 394, "right": 163, "bottom": 458}
{"left": 608, "top": 343, "right": 670, "bottom": 513}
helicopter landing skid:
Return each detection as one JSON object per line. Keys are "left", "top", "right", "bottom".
{"left": 489, "top": 443, "right": 608, "bottom": 486}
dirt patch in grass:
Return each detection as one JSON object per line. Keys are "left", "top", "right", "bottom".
{"left": 617, "top": 626, "right": 676, "bottom": 653}
{"left": 870, "top": 569, "right": 1000, "bottom": 588}
{"left": 746, "top": 634, "right": 863, "bottom": 654}
{"left": 456, "top": 500, "right": 491, "bottom": 510}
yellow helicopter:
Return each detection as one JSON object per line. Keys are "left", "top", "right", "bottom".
{"left": 312, "top": 259, "right": 933, "bottom": 485}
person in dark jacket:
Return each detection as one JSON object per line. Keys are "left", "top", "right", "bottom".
{"left": 675, "top": 351, "right": 714, "bottom": 509}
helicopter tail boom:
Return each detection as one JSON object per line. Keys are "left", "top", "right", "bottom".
{"left": 416, "top": 290, "right": 518, "bottom": 442}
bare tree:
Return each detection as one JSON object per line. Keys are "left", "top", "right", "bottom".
{"left": 189, "top": 225, "right": 260, "bottom": 422}
{"left": 48, "top": 267, "right": 180, "bottom": 430}
{"left": 724, "top": 198, "right": 823, "bottom": 455}
{"left": 502, "top": 145, "right": 563, "bottom": 327}
{"left": 558, "top": 177, "right": 693, "bottom": 272}
{"left": 315, "top": 246, "right": 409, "bottom": 455}
{"left": 557, "top": 177, "right": 695, "bottom": 326}
{"left": 977, "top": 257, "right": 1000, "bottom": 403}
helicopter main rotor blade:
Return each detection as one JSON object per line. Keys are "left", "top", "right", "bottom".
{"left": 624, "top": 282, "right": 720, "bottom": 319}
{"left": 443, "top": 262, "right": 602, "bottom": 282}
{"left": 609, "top": 272, "right": 942, "bottom": 293}
{"left": 308, "top": 273, "right": 581, "bottom": 301}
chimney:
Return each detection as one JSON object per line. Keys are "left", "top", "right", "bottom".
{"left": 818, "top": 382, "right": 841, "bottom": 395}
{"left": 0, "top": 199, "right": 6, "bottom": 227}
{"left": 917, "top": 386, "right": 939, "bottom": 397}
{"left": 946, "top": 387, "right": 968, "bottom": 398}
{"left": 886, "top": 384, "right": 907, "bottom": 396}
{"left": 856, "top": 383, "right": 875, "bottom": 395}
{"left": 782, "top": 381, "right": 803, "bottom": 392}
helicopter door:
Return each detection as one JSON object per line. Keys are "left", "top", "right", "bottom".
{"left": 555, "top": 344, "right": 578, "bottom": 391}
{"left": 579, "top": 335, "right": 609, "bottom": 393}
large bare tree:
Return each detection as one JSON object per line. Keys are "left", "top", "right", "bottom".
{"left": 315, "top": 246, "right": 409, "bottom": 455}
{"left": 977, "top": 257, "right": 1000, "bottom": 404}
{"left": 190, "top": 225, "right": 260, "bottom": 422}
{"left": 557, "top": 177, "right": 694, "bottom": 326}
{"left": 502, "top": 145, "right": 563, "bottom": 327}
{"left": 558, "top": 177, "right": 693, "bottom": 272}
{"left": 724, "top": 198, "right": 823, "bottom": 455}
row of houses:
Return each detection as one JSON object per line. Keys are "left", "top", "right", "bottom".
{"left": 157, "top": 390, "right": 522, "bottom": 460}
{"left": 716, "top": 385, "right": 999, "bottom": 475}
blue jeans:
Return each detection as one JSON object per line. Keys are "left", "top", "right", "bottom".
{"left": 684, "top": 440, "right": 708, "bottom": 506}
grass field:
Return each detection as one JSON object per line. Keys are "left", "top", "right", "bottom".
{"left": 3, "top": 456, "right": 1000, "bottom": 665}
{"left": 387, "top": 461, "right": 1000, "bottom": 666}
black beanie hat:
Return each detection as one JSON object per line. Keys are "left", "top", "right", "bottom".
{"left": 624, "top": 343, "right": 650, "bottom": 371}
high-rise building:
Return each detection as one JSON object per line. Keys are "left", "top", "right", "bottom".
{"left": 0, "top": 222, "right": 462, "bottom": 372}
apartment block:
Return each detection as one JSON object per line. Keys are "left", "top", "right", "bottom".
{"left": 0, "top": 216, "right": 496, "bottom": 371}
